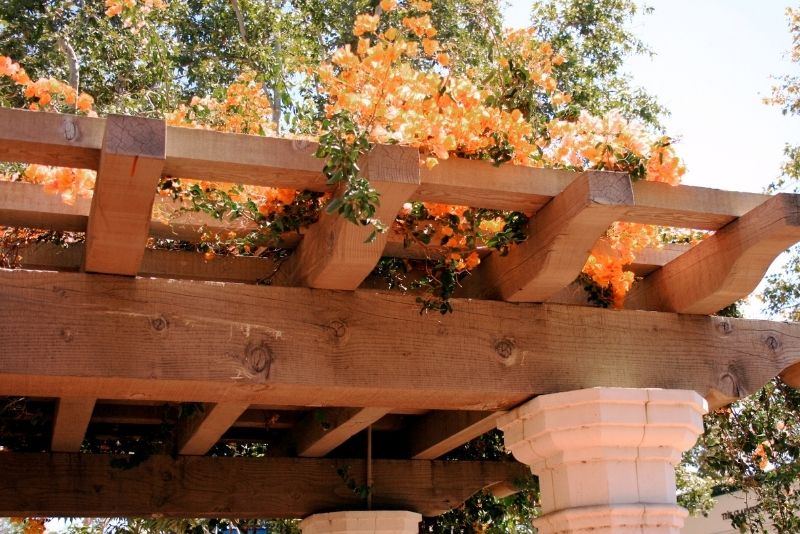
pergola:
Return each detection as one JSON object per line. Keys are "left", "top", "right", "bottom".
{"left": 1, "top": 108, "right": 799, "bottom": 533}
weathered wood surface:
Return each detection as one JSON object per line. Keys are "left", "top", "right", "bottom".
{"left": 626, "top": 193, "right": 800, "bottom": 314}
{"left": 459, "top": 171, "right": 634, "bottom": 301}
{"left": 626, "top": 181, "right": 766, "bottom": 230}
{"left": 408, "top": 411, "right": 504, "bottom": 460}
{"left": 0, "top": 107, "right": 104, "bottom": 170}
{"left": 0, "top": 270, "right": 797, "bottom": 409}
{"left": 174, "top": 402, "right": 250, "bottom": 455}
{"left": 289, "top": 407, "right": 390, "bottom": 457}
{"left": 84, "top": 115, "right": 166, "bottom": 275}
{"left": 164, "top": 127, "right": 327, "bottom": 189}
{"left": 270, "top": 145, "right": 420, "bottom": 289}
{"left": 51, "top": 397, "right": 95, "bottom": 452}
{"left": 0, "top": 453, "right": 528, "bottom": 518}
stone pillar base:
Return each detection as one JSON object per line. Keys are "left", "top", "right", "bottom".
{"left": 300, "top": 511, "right": 422, "bottom": 534}
{"left": 534, "top": 504, "right": 687, "bottom": 534}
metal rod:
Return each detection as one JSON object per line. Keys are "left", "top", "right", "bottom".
{"left": 367, "top": 424, "right": 373, "bottom": 510}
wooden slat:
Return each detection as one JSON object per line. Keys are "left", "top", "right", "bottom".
{"left": 0, "top": 107, "right": 104, "bottom": 170}
{"left": 270, "top": 145, "right": 420, "bottom": 289}
{"left": 408, "top": 411, "right": 504, "bottom": 460}
{"left": 0, "top": 453, "right": 528, "bottom": 518}
{"left": 627, "top": 181, "right": 767, "bottom": 230}
{"left": 174, "top": 402, "right": 250, "bottom": 455}
{"left": 626, "top": 193, "right": 800, "bottom": 314}
{"left": 0, "top": 181, "right": 91, "bottom": 231}
{"left": 0, "top": 108, "right": 770, "bottom": 232}
{"left": 290, "top": 407, "right": 390, "bottom": 457}
{"left": 51, "top": 397, "right": 95, "bottom": 452}
{"left": 415, "top": 158, "right": 571, "bottom": 212}
{"left": 459, "top": 171, "right": 634, "bottom": 301}
{"left": 164, "top": 127, "right": 326, "bottom": 189}
{"left": 83, "top": 115, "right": 166, "bottom": 275}
{"left": 1, "top": 270, "right": 799, "bottom": 409}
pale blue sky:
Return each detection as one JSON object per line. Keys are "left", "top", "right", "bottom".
{"left": 504, "top": 0, "right": 800, "bottom": 193}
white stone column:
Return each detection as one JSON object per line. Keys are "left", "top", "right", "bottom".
{"left": 497, "top": 388, "right": 707, "bottom": 534}
{"left": 300, "top": 511, "right": 422, "bottom": 534}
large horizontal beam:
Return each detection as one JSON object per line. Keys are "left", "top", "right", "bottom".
{"left": 0, "top": 453, "right": 527, "bottom": 518}
{"left": 0, "top": 269, "right": 797, "bottom": 410}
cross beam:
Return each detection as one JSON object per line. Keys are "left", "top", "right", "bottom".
{"left": 0, "top": 269, "right": 797, "bottom": 410}
{"left": 0, "top": 453, "right": 527, "bottom": 518}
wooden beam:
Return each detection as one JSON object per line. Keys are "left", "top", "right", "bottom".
{"left": 51, "top": 397, "right": 95, "bottom": 452}
{"left": 0, "top": 108, "right": 768, "bottom": 232}
{"left": 84, "top": 115, "right": 166, "bottom": 275}
{"left": 174, "top": 402, "right": 250, "bottom": 455}
{"left": 459, "top": 171, "right": 634, "bottom": 302}
{"left": 0, "top": 107, "right": 104, "bottom": 170}
{"left": 408, "top": 411, "right": 504, "bottom": 460}
{"left": 627, "top": 181, "right": 766, "bottom": 231}
{"left": 270, "top": 145, "right": 420, "bottom": 289}
{"left": 164, "top": 127, "right": 327, "bottom": 190}
{"left": 626, "top": 193, "right": 800, "bottom": 314}
{"left": 1, "top": 270, "right": 799, "bottom": 409}
{"left": 0, "top": 181, "right": 90, "bottom": 231}
{"left": 0, "top": 453, "right": 528, "bottom": 518}
{"left": 290, "top": 407, "right": 390, "bottom": 457}
{"left": 415, "top": 158, "right": 571, "bottom": 212}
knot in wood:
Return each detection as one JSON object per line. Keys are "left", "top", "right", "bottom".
{"left": 329, "top": 320, "right": 347, "bottom": 338}
{"left": 291, "top": 138, "right": 313, "bottom": 152}
{"left": 150, "top": 315, "right": 168, "bottom": 332}
{"left": 62, "top": 117, "right": 77, "bottom": 141}
{"left": 765, "top": 335, "right": 782, "bottom": 352}
{"left": 244, "top": 340, "right": 273, "bottom": 375}
{"left": 716, "top": 320, "right": 733, "bottom": 335}
{"left": 494, "top": 339, "right": 515, "bottom": 360}
{"left": 60, "top": 328, "right": 74, "bottom": 343}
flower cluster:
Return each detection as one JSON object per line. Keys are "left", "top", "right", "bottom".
{"left": 2, "top": 1, "right": 688, "bottom": 308}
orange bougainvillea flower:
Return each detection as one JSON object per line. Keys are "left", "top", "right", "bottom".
{"left": 353, "top": 14, "right": 380, "bottom": 36}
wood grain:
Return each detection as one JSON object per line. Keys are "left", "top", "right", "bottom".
{"left": 51, "top": 397, "right": 95, "bottom": 452}
{"left": 164, "top": 127, "right": 326, "bottom": 189}
{"left": 289, "top": 407, "right": 390, "bottom": 457}
{"left": 0, "top": 270, "right": 797, "bottom": 410}
{"left": 408, "top": 411, "right": 504, "bottom": 460}
{"left": 0, "top": 453, "right": 528, "bottom": 518}
{"left": 84, "top": 115, "right": 166, "bottom": 275}
{"left": 0, "top": 107, "right": 104, "bottom": 170}
{"left": 459, "top": 171, "right": 634, "bottom": 301}
{"left": 626, "top": 193, "right": 800, "bottom": 314}
{"left": 174, "top": 402, "right": 250, "bottom": 455}
{"left": 270, "top": 144, "right": 420, "bottom": 289}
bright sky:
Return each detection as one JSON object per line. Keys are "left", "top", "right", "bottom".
{"left": 504, "top": 0, "right": 800, "bottom": 193}
{"left": 504, "top": 1, "right": 800, "bottom": 318}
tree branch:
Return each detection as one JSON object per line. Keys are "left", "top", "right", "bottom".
{"left": 57, "top": 36, "right": 79, "bottom": 93}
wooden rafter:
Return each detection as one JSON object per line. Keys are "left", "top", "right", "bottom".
{"left": 51, "top": 397, "right": 95, "bottom": 452}
{"left": 84, "top": 115, "right": 166, "bottom": 275}
{"left": 1, "top": 269, "right": 798, "bottom": 410}
{"left": 0, "top": 453, "right": 528, "bottom": 518}
{"left": 626, "top": 193, "right": 800, "bottom": 314}
{"left": 408, "top": 411, "right": 504, "bottom": 460}
{"left": 288, "top": 407, "right": 390, "bottom": 457}
{"left": 270, "top": 145, "right": 420, "bottom": 289}
{"left": 459, "top": 171, "right": 634, "bottom": 301}
{"left": 174, "top": 402, "right": 250, "bottom": 455}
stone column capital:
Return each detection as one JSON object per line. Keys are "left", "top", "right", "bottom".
{"left": 497, "top": 387, "right": 707, "bottom": 534}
